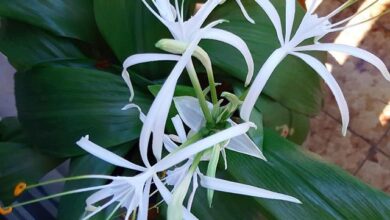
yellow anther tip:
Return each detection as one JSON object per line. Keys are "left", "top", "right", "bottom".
{"left": 0, "top": 207, "right": 13, "bottom": 215}
{"left": 14, "top": 182, "right": 27, "bottom": 197}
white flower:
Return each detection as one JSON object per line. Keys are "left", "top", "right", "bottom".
{"left": 122, "top": 0, "right": 254, "bottom": 164}
{"left": 162, "top": 110, "right": 300, "bottom": 220}
{"left": 241, "top": 0, "right": 390, "bottom": 136}
{"left": 173, "top": 96, "right": 266, "bottom": 159}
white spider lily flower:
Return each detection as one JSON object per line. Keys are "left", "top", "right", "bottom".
{"left": 66, "top": 123, "right": 253, "bottom": 220}
{"left": 122, "top": 0, "right": 254, "bottom": 163}
{"left": 162, "top": 113, "right": 299, "bottom": 219}
{"left": 241, "top": 0, "right": 390, "bottom": 136}
{"left": 173, "top": 96, "right": 266, "bottom": 160}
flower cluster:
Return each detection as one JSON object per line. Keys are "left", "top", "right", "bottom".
{"left": 2, "top": 0, "right": 389, "bottom": 219}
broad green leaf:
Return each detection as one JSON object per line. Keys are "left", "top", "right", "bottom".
{"left": 57, "top": 143, "right": 132, "bottom": 220}
{"left": 0, "top": 19, "right": 85, "bottom": 71}
{"left": 256, "top": 95, "right": 310, "bottom": 144}
{"left": 0, "top": 117, "right": 25, "bottom": 142}
{"left": 187, "top": 129, "right": 390, "bottom": 219}
{"left": 15, "top": 60, "right": 152, "bottom": 157}
{"left": 0, "top": 0, "right": 99, "bottom": 42}
{"left": 204, "top": 0, "right": 324, "bottom": 116}
{"left": 94, "top": 0, "right": 197, "bottom": 78}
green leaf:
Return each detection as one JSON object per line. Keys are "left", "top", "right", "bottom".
{"left": 0, "top": 117, "right": 63, "bottom": 204}
{"left": 256, "top": 95, "right": 310, "bottom": 144}
{"left": 188, "top": 129, "right": 390, "bottom": 219}
{"left": 204, "top": 0, "right": 324, "bottom": 116}
{"left": 0, "top": 0, "right": 99, "bottom": 42}
{"left": 0, "top": 19, "right": 85, "bottom": 71}
{"left": 93, "top": 0, "right": 196, "bottom": 78}
{"left": 14, "top": 60, "right": 152, "bottom": 157}
{"left": 57, "top": 143, "right": 132, "bottom": 220}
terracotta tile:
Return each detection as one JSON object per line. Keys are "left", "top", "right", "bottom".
{"left": 356, "top": 152, "right": 390, "bottom": 194}
{"left": 304, "top": 112, "right": 371, "bottom": 173}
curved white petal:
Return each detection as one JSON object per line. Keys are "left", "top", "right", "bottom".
{"left": 137, "top": 178, "right": 152, "bottom": 220}
{"left": 140, "top": 34, "right": 206, "bottom": 165}
{"left": 172, "top": 115, "right": 187, "bottom": 142}
{"left": 253, "top": 0, "right": 284, "bottom": 45}
{"left": 235, "top": 0, "right": 255, "bottom": 23}
{"left": 227, "top": 120, "right": 266, "bottom": 160}
{"left": 152, "top": 175, "right": 198, "bottom": 220}
{"left": 121, "top": 103, "right": 146, "bottom": 123}
{"left": 200, "top": 175, "right": 301, "bottom": 204}
{"left": 291, "top": 52, "right": 349, "bottom": 135}
{"left": 153, "top": 122, "right": 256, "bottom": 172}
{"left": 155, "top": 0, "right": 176, "bottom": 22}
{"left": 240, "top": 48, "right": 287, "bottom": 121}
{"left": 186, "top": 0, "right": 221, "bottom": 32}
{"left": 122, "top": 53, "right": 180, "bottom": 101}
{"left": 187, "top": 173, "right": 199, "bottom": 210}
{"left": 203, "top": 28, "right": 254, "bottom": 86}
{"left": 76, "top": 135, "right": 146, "bottom": 171}
{"left": 285, "top": 0, "right": 295, "bottom": 43}
{"left": 174, "top": 96, "right": 208, "bottom": 131}
{"left": 164, "top": 134, "right": 179, "bottom": 153}
{"left": 123, "top": 53, "right": 181, "bottom": 70}
{"left": 294, "top": 43, "right": 390, "bottom": 81}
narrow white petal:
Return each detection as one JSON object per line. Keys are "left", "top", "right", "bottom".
{"left": 123, "top": 53, "right": 181, "bottom": 70}
{"left": 121, "top": 103, "right": 146, "bottom": 123}
{"left": 241, "top": 48, "right": 287, "bottom": 121}
{"left": 153, "top": 122, "right": 256, "bottom": 172}
{"left": 186, "top": 0, "right": 220, "bottom": 31}
{"left": 86, "top": 188, "right": 114, "bottom": 206}
{"left": 187, "top": 173, "right": 199, "bottom": 211}
{"left": 253, "top": 0, "right": 284, "bottom": 45}
{"left": 164, "top": 134, "right": 179, "bottom": 152}
{"left": 285, "top": 0, "right": 295, "bottom": 43}
{"left": 155, "top": 0, "right": 176, "bottom": 21}
{"left": 121, "top": 69, "right": 135, "bottom": 102}
{"left": 294, "top": 43, "right": 390, "bottom": 81}
{"left": 200, "top": 175, "right": 301, "bottom": 204}
{"left": 83, "top": 189, "right": 129, "bottom": 220}
{"left": 152, "top": 175, "right": 198, "bottom": 220}
{"left": 172, "top": 115, "right": 187, "bottom": 142}
{"left": 77, "top": 136, "right": 146, "bottom": 171}
{"left": 174, "top": 96, "right": 208, "bottom": 131}
{"left": 203, "top": 28, "right": 254, "bottom": 86}
{"left": 291, "top": 52, "right": 349, "bottom": 135}
{"left": 122, "top": 53, "right": 180, "bottom": 101}
{"left": 140, "top": 41, "right": 202, "bottom": 165}
{"left": 235, "top": 0, "right": 255, "bottom": 23}
{"left": 137, "top": 179, "right": 152, "bottom": 220}
{"left": 227, "top": 120, "right": 266, "bottom": 160}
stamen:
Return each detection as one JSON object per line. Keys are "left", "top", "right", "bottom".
{"left": 14, "top": 182, "right": 27, "bottom": 197}
{"left": 0, "top": 207, "right": 12, "bottom": 215}
{"left": 331, "top": 0, "right": 379, "bottom": 28}
{"left": 329, "top": 10, "right": 390, "bottom": 33}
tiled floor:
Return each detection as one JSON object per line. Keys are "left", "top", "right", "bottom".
{"left": 304, "top": 0, "right": 390, "bottom": 194}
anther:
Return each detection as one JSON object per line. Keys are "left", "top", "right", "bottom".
{"left": 14, "top": 182, "right": 27, "bottom": 197}
{"left": 0, "top": 207, "right": 13, "bottom": 215}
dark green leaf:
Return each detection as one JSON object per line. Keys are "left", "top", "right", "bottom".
{"left": 0, "top": 0, "right": 99, "bottom": 42}
{"left": 0, "top": 142, "right": 62, "bottom": 204}
{"left": 0, "top": 19, "right": 85, "bottom": 71}
{"left": 189, "top": 129, "right": 390, "bottom": 219}
{"left": 15, "top": 60, "right": 152, "bottom": 157}
{"left": 204, "top": 0, "right": 324, "bottom": 116}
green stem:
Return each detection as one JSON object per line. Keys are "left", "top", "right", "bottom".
{"left": 206, "top": 69, "right": 218, "bottom": 105}
{"left": 186, "top": 61, "right": 214, "bottom": 125}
